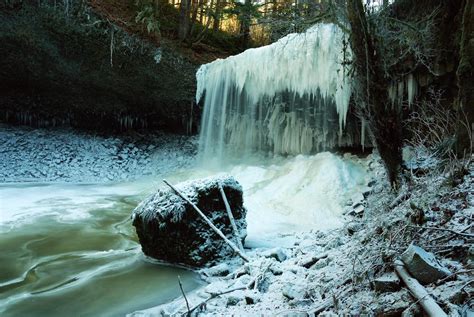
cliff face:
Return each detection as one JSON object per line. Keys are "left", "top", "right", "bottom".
{"left": 0, "top": 1, "right": 199, "bottom": 133}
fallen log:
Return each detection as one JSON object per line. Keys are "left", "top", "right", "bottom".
{"left": 394, "top": 260, "right": 447, "bottom": 317}
{"left": 163, "top": 179, "right": 250, "bottom": 263}
{"left": 219, "top": 183, "right": 245, "bottom": 252}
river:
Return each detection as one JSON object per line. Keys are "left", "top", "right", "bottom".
{"left": 0, "top": 151, "right": 368, "bottom": 316}
{"left": 0, "top": 181, "right": 202, "bottom": 317}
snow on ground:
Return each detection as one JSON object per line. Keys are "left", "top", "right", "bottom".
{"left": 0, "top": 124, "right": 197, "bottom": 183}
{"left": 131, "top": 153, "right": 473, "bottom": 316}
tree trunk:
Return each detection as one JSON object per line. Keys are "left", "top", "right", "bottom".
{"left": 213, "top": 0, "right": 221, "bottom": 32}
{"left": 346, "top": 0, "right": 402, "bottom": 187}
{"left": 178, "top": 0, "right": 191, "bottom": 40}
{"left": 456, "top": 0, "right": 474, "bottom": 154}
{"left": 189, "top": 0, "right": 201, "bottom": 36}
{"left": 240, "top": 0, "right": 252, "bottom": 49}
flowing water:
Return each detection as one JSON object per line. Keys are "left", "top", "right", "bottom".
{"left": 0, "top": 151, "right": 368, "bottom": 317}
{"left": 0, "top": 181, "right": 202, "bottom": 317}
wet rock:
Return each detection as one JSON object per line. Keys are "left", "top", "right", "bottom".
{"left": 132, "top": 176, "right": 247, "bottom": 267}
{"left": 401, "top": 244, "right": 451, "bottom": 284}
{"left": 373, "top": 272, "right": 401, "bottom": 293}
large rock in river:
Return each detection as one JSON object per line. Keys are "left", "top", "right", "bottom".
{"left": 132, "top": 176, "right": 247, "bottom": 267}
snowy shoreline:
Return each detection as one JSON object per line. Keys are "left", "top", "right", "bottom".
{"left": 0, "top": 125, "right": 198, "bottom": 183}
{"left": 131, "top": 154, "right": 474, "bottom": 316}
{"left": 2, "top": 125, "right": 472, "bottom": 316}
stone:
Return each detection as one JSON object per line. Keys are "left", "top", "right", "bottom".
{"left": 298, "top": 252, "right": 328, "bottom": 268}
{"left": 346, "top": 222, "right": 362, "bottom": 235}
{"left": 204, "top": 263, "right": 230, "bottom": 277}
{"left": 361, "top": 186, "right": 372, "bottom": 198}
{"left": 282, "top": 283, "right": 306, "bottom": 300}
{"left": 429, "top": 280, "right": 468, "bottom": 304}
{"left": 401, "top": 305, "right": 422, "bottom": 317}
{"left": 204, "top": 281, "right": 229, "bottom": 296}
{"left": 348, "top": 204, "right": 365, "bottom": 217}
{"left": 373, "top": 272, "right": 401, "bottom": 293}
{"left": 370, "top": 290, "right": 412, "bottom": 317}
{"left": 401, "top": 244, "right": 451, "bottom": 284}
{"left": 226, "top": 290, "right": 245, "bottom": 306}
{"left": 351, "top": 192, "right": 365, "bottom": 206}
{"left": 262, "top": 247, "right": 287, "bottom": 262}
{"left": 312, "top": 257, "right": 330, "bottom": 269}
{"left": 244, "top": 290, "right": 261, "bottom": 305}
{"left": 132, "top": 175, "right": 247, "bottom": 267}
{"left": 269, "top": 264, "right": 283, "bottom": 275}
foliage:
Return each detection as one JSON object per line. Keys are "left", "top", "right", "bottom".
{"left": 135, "top": 0, "right": 161, "bottom": 35}
{"left": 404, "top": 88, "right": 472, "bottom": 186}
{"left": 223, "top": 0, "right": 261, "bottom": 26}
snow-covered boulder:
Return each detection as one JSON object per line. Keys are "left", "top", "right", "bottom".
{"left": 132, "top": 175, "right": 247, "bottom": 267}
{"left": 401, "top": 244, "right": 451, "bottom": 284}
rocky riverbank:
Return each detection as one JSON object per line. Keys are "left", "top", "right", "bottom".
{"left": 0, "top": 125, "right": 197, "bottom": 183}
{"left": 131, "top": 151, "right": 473, "bottom": 316}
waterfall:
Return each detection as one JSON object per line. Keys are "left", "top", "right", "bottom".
{"left": 196, "top": 23, "right": 352, "bottom": 163}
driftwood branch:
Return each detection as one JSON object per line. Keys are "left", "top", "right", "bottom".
{"left": 394, "top": 261, "right": 447, "bottom": 317}
{"left": 163, "top": 179, "right": 250, "bottom": 263}
{"left": 307, "top": 287, "right": 351, "bottom": 315}
{"left": 184, "top": 270, "right": 263, "bottom": 316}
{"left": 389, "top": 192, "right": 411, "bottom": 209}
{"left": 218, "top": 183, "right": 245, "bottom": 253}
{"left": 409, "top": 224, "right": 474, "bottom": 238}
{"left": 178, "top": 275, "right": 191, "bottom": 317}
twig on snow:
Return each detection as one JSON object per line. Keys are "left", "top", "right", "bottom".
{"left": 178, "top": 275, "right": 191, "bottom": 317}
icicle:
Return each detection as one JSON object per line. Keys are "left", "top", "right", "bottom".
{"left": 397, "top": 81, "right": 404, "bottom": 108}
{"left": 388, "top": 83, "right": 396, "bottom": 108}
{"left": 196, "top": 24, "right": 352, "bottom": 163}
{"left": 406, "top": 74, "right": 417, "bottom": 108}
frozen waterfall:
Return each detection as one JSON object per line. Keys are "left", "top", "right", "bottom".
{"left": 196, "top": 23, "right": 354, "bottom": 163}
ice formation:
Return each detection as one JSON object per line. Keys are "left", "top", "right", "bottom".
{"left": 196, "top": 24, "right": 352, "bottom": 162}
{"left": 388, "top": 73, "right": 418, "bottom": 108}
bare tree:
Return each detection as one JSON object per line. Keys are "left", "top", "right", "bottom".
{"left": 456, "top": 0, "right": 474, "bottom": 154}
{"left": 346, "top": 0, "right": 403, "bottom": 188}
{"left": 178, "top": 0, "right": 192, "bottom": 40}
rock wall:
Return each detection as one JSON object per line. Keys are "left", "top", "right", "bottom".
{"left": 0, "top": 1, "right": 199, "bottom": 133}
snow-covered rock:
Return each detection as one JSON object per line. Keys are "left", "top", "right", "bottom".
{"left": 0, "top": 125, "right": 197, "bottom": 183}
{"left": 262, "top": 248, "right": 287, "bottom": 262}
{"left": 132, "top": 175, "right": 247, "bottom": 267}
{"left": 401, "top": 244, "right": 451, "bottom": 284}
{"left": 372, "top": 272, "right": 401, "bottom": 293}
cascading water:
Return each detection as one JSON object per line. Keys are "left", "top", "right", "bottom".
{"left": 196, "top": 24, "right": 353, "bottom": 163}
{"left": 194, "top": 24, "right": 371, "bottom": 246}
